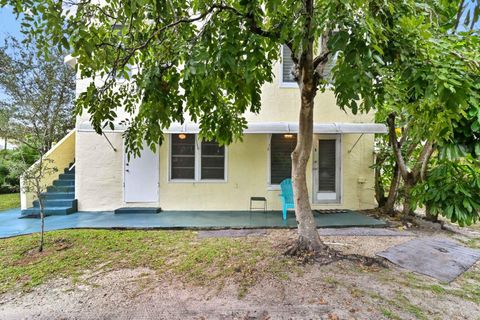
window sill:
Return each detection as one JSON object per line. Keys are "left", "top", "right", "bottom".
{"left": 267, "top": 185, "right": 281, "bottom": 191}
{"left": 279, "top": 82, "right": 298, "bottom": 88}
{"left": 168, "top": 179, "right": 228, "bottom": 184}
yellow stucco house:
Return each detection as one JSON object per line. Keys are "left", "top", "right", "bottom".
{"left": 21, "top": 45, "right": 386, "bottom": 215}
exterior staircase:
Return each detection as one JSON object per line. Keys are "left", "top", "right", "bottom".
{"left": 20, "top": 163, "right": 77, "bottom": 218}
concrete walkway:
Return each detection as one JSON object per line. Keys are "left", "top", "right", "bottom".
{"left": 0, "top": 208, "right": 386, "bottom": 239}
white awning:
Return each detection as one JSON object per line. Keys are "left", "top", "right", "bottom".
{"left": 78, "top": 121, "right": 387, "bottom": 134}
{"left": 165, "top": 122, "right": 387, "bottom": 134}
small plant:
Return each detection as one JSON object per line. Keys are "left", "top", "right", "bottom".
{"left": 20, "top": 156, "right": 58, "bottom": 252}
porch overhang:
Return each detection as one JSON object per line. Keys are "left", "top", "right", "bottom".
{"left": 78, "top": 121, "right": 387, "bottom": 134}
{"left": 166, "top": 122, "right": 387, "bottom": 134}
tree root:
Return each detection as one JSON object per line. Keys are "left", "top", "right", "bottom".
{"left": 284, "top": 239, "right": 387, "bottom": 268}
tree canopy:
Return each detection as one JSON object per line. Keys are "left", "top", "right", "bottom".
{"left": 3, "top": 0, "right": 472, "bottom": 154}
{"left": 0, "top": 37, "right": 76, "bottom": 153}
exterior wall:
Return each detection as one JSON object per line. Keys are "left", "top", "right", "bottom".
{"left": 75, "top": 131, "right": 376, "bottom": 211}
{"left": 20, "top": 130, "right": 76, "bottom": 209}
{"left": 74, "top": 56, "right": 377, "bottom": 212}
{"left": 75, "top": 131, "right": 125, "bottom": 211}
{"left": 245, "top": 62, "right": 373, "bottom": 124}
{"left": 75, "top": 62, "right": 374, "bottom": 126}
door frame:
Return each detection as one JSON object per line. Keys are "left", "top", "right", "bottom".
{"left": 123, "top": 144, "right": 160, "bottom": 203}
{"left": 312, "top": 134, "right": 342, "bottom": 204}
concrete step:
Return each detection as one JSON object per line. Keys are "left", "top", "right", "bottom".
{"left": 47, "top": 185, "right": 75, "bottom": 193}
{"left": 53, "top": 179, "right": 75, "bottom": 187}
{"left": 33, "top": 199, "right": 78, "bottom": 208}
{"left": 20, "top": 206, "right": 77, "bottom": 218}
{"left": 40, "top": 192, "right": 75, "bottom": 200}
{"left": 59, "top": 173, "right": 75, "bottom": 180}
{"left": 114, "top": 207, "right": 162, "bottom": 214}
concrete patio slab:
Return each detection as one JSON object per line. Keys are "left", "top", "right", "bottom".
{"left": 377, "top": 237, "right": 480, "bottom": 282}
{"left": 0, "top": 208, "right": 386, "bottom": 239}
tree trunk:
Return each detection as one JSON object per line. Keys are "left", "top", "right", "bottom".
{"left": 37, "top": 154, "right": 46, "bottom": 253}
{"left": 291, "top": 92, "right": 326, "bottom": 252}
{"left": 374, "top": 155, "right": 387, "bottom": 208}
{"left": 287, "top": 0, "right": 331, "bottom": 254}
{"left": 402, "top": 182, "right": 414, "bottom": 217}
{"left": 381, "top": 165, "right": 401, "bottom": 215}
{"left": 425, "top": 205, "right": 438, "bottom": 222}
{"left": 39, "top": 198, "right": 45, "bottom": 252}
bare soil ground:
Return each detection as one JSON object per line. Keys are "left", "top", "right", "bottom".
{"left": 0, "top": 223, "right": 479, "bottom": 320}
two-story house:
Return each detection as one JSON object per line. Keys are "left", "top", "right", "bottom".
{"left": 20, "top": 45, "right": 386, "bottom": 216}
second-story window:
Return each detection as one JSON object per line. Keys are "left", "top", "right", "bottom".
{"left": 281, "top": 45, "right": 297, "bottom": 86}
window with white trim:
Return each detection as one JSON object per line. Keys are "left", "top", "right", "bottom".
{"left": 270, "top": 134, "right": 297, "bottom": 185}
{"left": 171, "top": 134, "right": 196, "bottom": 180}
{"left": 280, "top": 45, "right": 297, "bottom": 86}
{"left": 201, "top": 140, "right": 225, "bottom": 180}
{"left": 170, "top": 134, "right": 226, "bottom": 181}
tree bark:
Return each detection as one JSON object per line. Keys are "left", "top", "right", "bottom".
{"left": 381, "top": 165, "right": 401, "bottom": 214}
{"left": 291, "top": 90, "right": 326, "bottom": 252}
{"left": 402, "top": 182, "right": 414, "bottom": 217}
{"left": 374, "top": 154, "right": 387, "bottom": 208}
{"left": 288, "top": 0, "right": 326, "bottom": 254}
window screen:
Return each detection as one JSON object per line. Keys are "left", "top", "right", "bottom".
{"left": 201, "top": 140, "right": 225, "bottom": 180}
{"left": 318, "top": 140, "right": 336, "bottom": 192}
{"left": 171, "top": 134, "right": 195, "bottom": 179}
{"left": 270, "top": 134, "right": 297, "bottom": 184}
{"left": 282, "top": 45, "right": 296, "bottom": 83}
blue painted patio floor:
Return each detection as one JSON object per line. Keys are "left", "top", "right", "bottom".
{"left": 0, "top": 208, "right": 386, "bottom": 239}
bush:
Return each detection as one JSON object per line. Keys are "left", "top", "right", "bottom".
{"left": 412, "top": 156, "right": 480, "bottom": 226}
{"left": 0, "top": 146, "right": 39, "bottom": 194}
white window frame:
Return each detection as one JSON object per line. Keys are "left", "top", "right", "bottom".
{"left": 312, "top": 134, "right": 342, "bottom": 204}
{"left": 279, "top": 45, "right": 299, "bottom": 88}
{"left": 169, "top": 134, "right": 228, "bottom": 183}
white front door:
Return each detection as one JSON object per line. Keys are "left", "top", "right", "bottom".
{"left": 124, "top": 144, "right": 159, "bottom": 203}
{"left": 313, "top": 135, "right": 341, "bottom": 203}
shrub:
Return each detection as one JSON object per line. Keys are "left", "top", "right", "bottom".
{"left": 412, "top": 155, "right": 480, "bottom": 226}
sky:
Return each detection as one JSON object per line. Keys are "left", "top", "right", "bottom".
{"left": 0, "top": 6, "right": 23, "bottom": 43}
{"left": 0, "top": 3, "right": 478, "bottom": 44}
{"left": 0, "top": 6, "right": 23, "bottom": 101}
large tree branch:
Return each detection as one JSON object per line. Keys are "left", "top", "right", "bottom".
{"left": 297, "top": 0, "right": 315, "bottom": 89}
{"left": 387, "top": 113, "right": 411, "bottom": 182}
{"left": 454, "top": 0, "right": 465, "bottom": 32}
{"left": 312, "top": 33, "right": 331, "bottom": 86}
{"left": 413, "top": 141, "right": 435, "bottom": 182}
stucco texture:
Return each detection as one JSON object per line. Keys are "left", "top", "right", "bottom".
{"left": 75, "top": 131, "right": 375, "bottom": 212}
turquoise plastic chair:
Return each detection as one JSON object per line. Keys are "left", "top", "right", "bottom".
{"left": 279, "top": 178, "right": 294, "bottom": 220}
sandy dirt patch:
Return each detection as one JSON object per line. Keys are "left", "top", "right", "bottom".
{"left": 0, "top": 229, "right": 478, "bottom": 320}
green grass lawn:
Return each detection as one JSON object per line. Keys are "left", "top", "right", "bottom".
{"left": 0, "top": 193, "right": 20, "bottom": 211}
{"left": 0, "top": 229, "right": 292, "bottom": 297}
